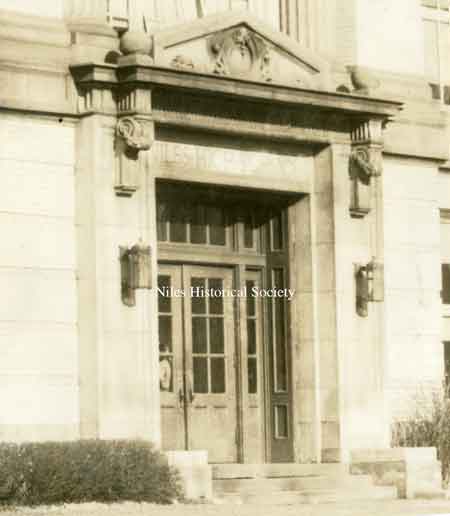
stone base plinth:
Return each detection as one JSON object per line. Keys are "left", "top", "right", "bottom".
{"left": 165, "top": 451, "right": 212, "bottom": 501}
{"left": 350, "top": 448, "right": 444, "bottom": 499}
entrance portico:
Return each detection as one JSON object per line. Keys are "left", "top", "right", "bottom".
{"left": 70, "top": 11, "right": 402, "bottom": 465}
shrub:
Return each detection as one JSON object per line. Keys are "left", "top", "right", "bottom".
{"left": 391, "top": 385, "right": 450, "bottom": 486}
{"left": 0, "top": 439, "right": 183, "bottom": 507}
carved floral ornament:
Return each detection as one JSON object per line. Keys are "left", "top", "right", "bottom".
{"left": 208, "top": 27, "right": 272, "bottom": 81}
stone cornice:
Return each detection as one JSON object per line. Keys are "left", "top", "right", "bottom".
{"left": 70, "top": 62, "right": 403, "bottom": 120}
{"left": 68, "top": 61, "right": 404, "bottom": 147}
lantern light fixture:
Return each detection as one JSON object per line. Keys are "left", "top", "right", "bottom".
{"left": 120, "top": 242, "right": 152, "bottom": 306}
{"left": 355, "top": 258, "right": 384, "bottom": 317}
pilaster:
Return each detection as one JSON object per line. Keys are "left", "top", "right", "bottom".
{"left": 73, "top": 32, "right": 159, "bottom": 442}
{"left": 327, "top": 118, "right": 388, "bottom": 462}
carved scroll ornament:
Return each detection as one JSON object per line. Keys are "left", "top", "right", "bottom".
{"left": 116, "top": 116, "right": 152, "bottom": 154}
{"left": 349, "top": 146, "right": 382, "bottom": 218}
{"left": 115, "top": 116, "right": 153, "bottom": 197}
{"left": 349, "top": 147, "right": 381, "bottom": 183}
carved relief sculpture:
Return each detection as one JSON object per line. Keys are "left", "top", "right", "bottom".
{"left": 171, "top": 55, "right": 195, "bottom": 71}
{"left": 208, "top": 26, "right": 272, "bottom": 81}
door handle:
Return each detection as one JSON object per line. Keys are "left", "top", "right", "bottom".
{"left": 189, "top": 385, "right": 195, "bottom": 404}
{"left": 178, "top": 388, "right": 184, "bottom": 406}
{"left": 186, "top": 374, "right": 195, "bottom": 404}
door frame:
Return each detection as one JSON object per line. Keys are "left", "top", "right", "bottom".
{"left": 155, "top": 183, "right": 296, "bottom": 463}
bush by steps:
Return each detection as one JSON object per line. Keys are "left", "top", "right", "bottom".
{"left": 0, "top": 439, "right": 183, "bottom": 507}
{"left": 392, "top": 385, "right": 450, "bottom": 487}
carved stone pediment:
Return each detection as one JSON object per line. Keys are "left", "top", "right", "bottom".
{"left": 153, "top": 11, "right": 330, "bottom": 89}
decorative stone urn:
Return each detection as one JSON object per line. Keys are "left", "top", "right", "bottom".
{"left": 348, "top": 65, "right": 380, "bottom": 94}
{"left": 119, "top": 30, "right": 152, "bottom": 56}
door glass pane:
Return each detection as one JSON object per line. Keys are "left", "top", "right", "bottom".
{"left": 247, "top": 319, "right": 256, "bottom": 355}
{"left": 211, "top": 357, "right": 226, "bottom": 393}
{"left": 157, "top": 201, "right": 168, "bottom": 242}
{"left": 191, "top": 205, "right": 207, "bottom": 244}
{"left": 208, "top": 206, "right": 226, "bottom": 245}
{"left": 210, "top": 318, "right": 224, "bottom": 354}
{"left": 248, "top": 357, "right": 257, "bottom": 394}
{"left": 192, "top": 317, "right": 207, "bottom": 353}
{"left": 193, "top": 357, "right": 208, "bottom": 393}
{"left": 191, "top": 278, "right": 206, "bottom": 314}
{"left": 159, "top": 356, "right": 173, "bottom": 392}
{"left": 273, "top": 269, "right": 287, "bottom": 392}
{"left": 208, "top": 278, "right": 224, "bottom": 314}
{"left": 275, "top": 405, "right": 288, "bottom": 438}
{"left": 246, "top": 280, "right": 256, "bottom": 316}
{"left": 170, "top": 205, "right": 187, "bottom": 243}
{"left": 158, "top": 275, "right": 172, "bottom": 313}
{"left": 271, "top": 212, "right": 283, "bottom": 250}
{"left": 159, "top": 315, "right": 172, "bottom": 353}
{"left": 244, "top": 214, "right": 254, "bottom": 248}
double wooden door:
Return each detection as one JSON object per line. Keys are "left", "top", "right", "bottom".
{"left": 158, "top": 264, "right": 237, "bottom": 463}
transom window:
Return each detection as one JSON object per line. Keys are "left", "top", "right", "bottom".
{"left": 157, "top": 201, "right": 228, "bottom": 247}
{"left": 156, "top": 183, "right": 287, "bottom": 254}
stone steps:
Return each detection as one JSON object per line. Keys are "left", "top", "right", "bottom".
{"left": 215, "top": 486, "right": 398, "bottom": 505}
{"left": 212, "top": 463, "right": 398, "bottom": 505}
{"left": 213, "top": 474, "right": 375, "bottom": 493}
{"left": 212, "top": 462, "right": 348, "bottom": 479}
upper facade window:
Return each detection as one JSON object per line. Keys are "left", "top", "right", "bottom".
{"left": 441, "top": 210, "right": 450, "bottom": 312}
{"left": 422, "top": 0, "right": 450, "bottom": 105}
{"left": 107, "top": 0, "right": 130, "bottom": 30}
{"left": 107, "top": 0, "right": 305, "bottom": 41}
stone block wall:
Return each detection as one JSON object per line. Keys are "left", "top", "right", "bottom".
{"left": 383, "top": 156, "right": 444, "bottom": 420}
{"left": 0, "top": 0, "right": 64, "bottom": 17}
{"left": 0, "top": 114, "right": 79, "bottom": 441}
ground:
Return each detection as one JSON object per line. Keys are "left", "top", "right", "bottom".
{"left": 2, "top": 500, "right": 450, "bottom": 516}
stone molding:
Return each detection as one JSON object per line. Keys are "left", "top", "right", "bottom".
{"left": 69, "top": 62, "right": 401, "bottom": 197}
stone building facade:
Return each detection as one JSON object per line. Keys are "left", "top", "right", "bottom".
{"left": 0, "top": 0, "right": 449, "bottom": 486}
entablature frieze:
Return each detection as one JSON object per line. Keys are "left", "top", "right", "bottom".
{"left": 70, "top": 62, "right": 402, "bottom": 147}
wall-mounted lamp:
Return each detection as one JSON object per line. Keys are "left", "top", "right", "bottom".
{"left": 354, "top": 259, "right": 384, "bottom": 317}
{"left": 120, "top": 242, "right": 152, "bottom": 306}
